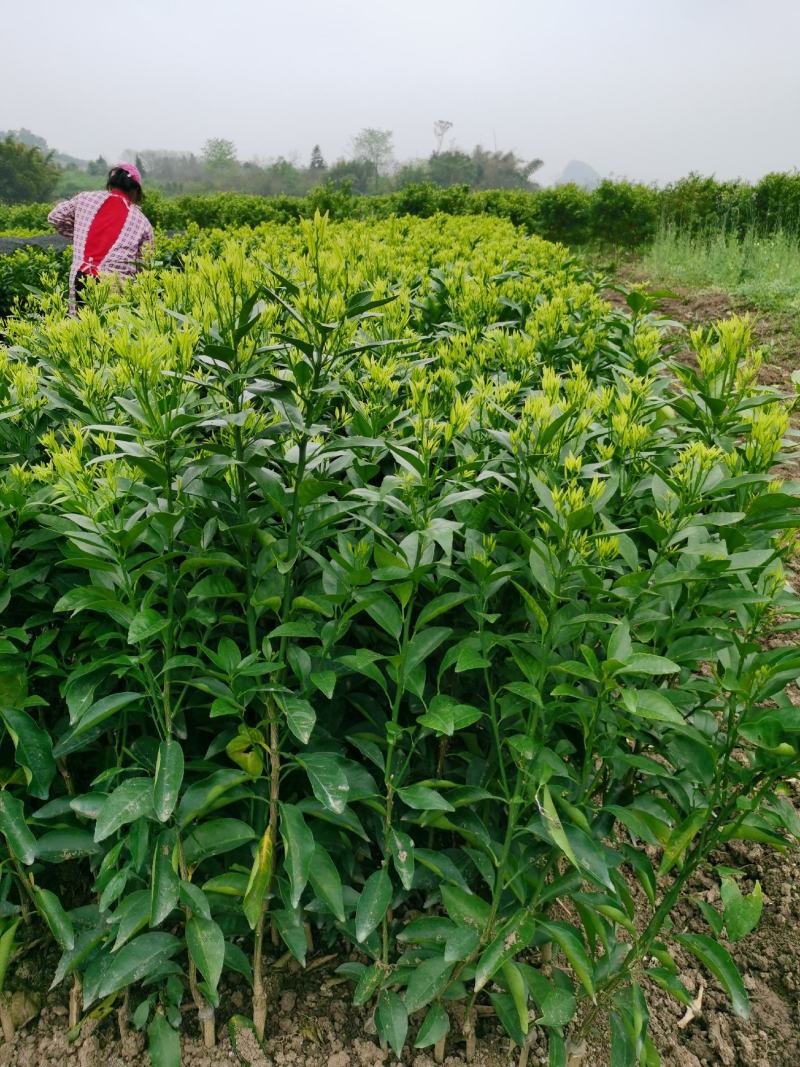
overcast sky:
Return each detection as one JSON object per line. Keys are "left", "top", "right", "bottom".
{"left": 3, "top": 0, "right": 799, "bottom": 185}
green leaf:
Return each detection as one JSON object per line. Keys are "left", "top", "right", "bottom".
{"left": 128, "top": 609, "right": 167, "bottom": 645}
{"left": 548, "top": 1030, "right": 567, "bottom": 1067}
{"left": 273, "top": 908, "right": 307, "bottom": 967}
{"left": 414, "top": 1002, "right": 450, "bottom": 1048}
{"left": 356, "top": 869, "right": 393, "bottom": 944}
{"left": 416, "top": 592, "right": 471, "bottom": 629}
{"left": 721, "top": 878, "right": 763, "bottom": 943}
{"left": 675, "top": 933, "right": 749, "bottom": 1018}
{"left": 35, "top": 829, "right": 101, "bottom": 862}
{"left": 279, "top": 803, "right": 314, "bottom": 909}
{"left": 33, "top": 886, "right": 74, "bottom": 950}
{"left": 99, "top": 869, "right": 129, "bottom": 912}
{"left": 405, "top": 627, "right": 451, "bottom": 675}
{"left": 540, "top": 921, "right": 595, "bottom": 997}
{"left": 0, "top": 919, "right": 19, "bottom": 991}
{"left": 50, "top": 927, "right": 106, "bottom": 990}
{"left": 538, "top": 785, "right": 580, "bottom": 870}
{"left": 95, "top": 778, "right": 154, "bottom": 843}
{"left": 308, "top": 842, "right": 345, "bottom": 922}
{"left": 404, "top": 956, "right": 452, "bottom": 1013}
{"left": 644, "top": 968, "right": 692, "bottom": 1007}
{"left": 203, "top": 872, "right": 248, "bottom": 898}
{"left": 353, "top": 963, "right": 384, "bottom": 1006}
{"left": 186, "top": 915, "right": 225, "bottom": 994}
{"left": 489, "top": 992, "right": 526, "bottom": 1047}
{"left": 454, "top": 646, "right": 491, "bottom": 672}
{"left": 73, "top": 691, "right": 141, "bottom": 734}
{"left": 444, "top": 925, "right": 480, "bottom": 962}
{"left": 179, "top": 881, "right": 211, "bottom": 921}
{"left": 658, "top": 808, "right": 707, "bottom": 876}
{"left": 474, "top": 911, "right": 537, "bottom": 992}
{"left": 223, "top": 942, "right": 253, "bottom": 986}
{"left": 694, "top": 897, "right": 724, "bottom": 937}
{"left": 113, "top": 890, "right": 151, "bottom": 951}
{"left": 183, "top": 818, "right": 256, "bottom": 866}
{"left": 153, "top": 740, "right": 184, "bottom": 823}
{"left": 177, "top": 769, "right": 250, "bottom": 828}
{"left": 147, "top": 1013, "right": 181, "bottom": 1067}
{"left": 617, "top": 654, "right": 680, "bottom": 676}
{"left": 298, "top": 752, "right": 349, "bottom": 813}
{"left": 375, "top": 989, "right": 407, "bottom": 1058}
{"left": 84, "top": 933, "right": 180, "bottom": 1007}
{"left": 607, "top": 620, "right": 632, "bottom": 664}
{"left": 621, "top": 689, "right": 685, "bottom": 727}
{"left": 418, "top": 695, "right": 482, "bottom": 736}
{"left": 501, "top": 959, "right": 529, "bottom": 1036}
{"left": 0, "top": 791, "right": 37, "bottom": 864}
{"left": 150, "top": 831, "right": 180, "bottom": 927}
{"left": 536, "top": 984, "right": 577, "bottom": 1028}
{"left": 389, "top": 829, "right": 415, "bottom": 891}
{"left": 243, "top": 825, "right": 274, "bottom": 930}
{"left": 441, "top": 885, "right": 490, "bottom": 931}
{"left": 364, "top": 594, "right": 403, "bottom": 640}
{"left": 187, "top": 574, "right": 237, "bottom": 599}
{"left": 280, "top": 694, "right": 316, "bottom": 745}
{"left": 397, "top": 784, "right": 454, "bottom": 812}
{"left": 0, "top": 706, "right": 56, "bottom": 800}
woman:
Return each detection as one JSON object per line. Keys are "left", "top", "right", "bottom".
{"left": 47, "top": 162, "right": 154, "bottom": 311}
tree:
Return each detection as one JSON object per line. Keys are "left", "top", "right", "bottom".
{"left": 0, "top": 128, "right": 49, "bottom": 152}
{"left": 202, "top": 138, "right": 238, "bottom": 170}
{"left": 309, "top": 145, "right": 326, "bottom": 171}
{"left": 428, "top": 149, "right": 476, "bottom": 187}
{"left": 87, "top": 155, "right": 108, "bottom": 176}
{"left": 433, "top": 120, "right": 453, "bottom": 154}
{"left": 326, "top": 158, "right": 376, "bottom": 195}
{"left": 135, "top": 154, "right": 147, "bottom": 180}
{"left": 0, "top": 136, "right": 60, "bottom": 203}
{"left": 351, "top": 128, "right": 393, "bottom": 192}
{"left": 470, "top": 146, "right": 543, "bottom": 190}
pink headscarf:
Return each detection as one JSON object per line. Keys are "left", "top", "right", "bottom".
{"left": 114, "top": 161, "right": 142, "bottom": 186}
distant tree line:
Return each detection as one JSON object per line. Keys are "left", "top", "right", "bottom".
{"left": 122, "top": 127, "right": 543, "bottom": 198}
{"left": 0, "top": 124, "right": 544, "bottom": 203}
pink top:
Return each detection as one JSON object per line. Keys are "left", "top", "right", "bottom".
{"left": 48, "top": 190, "right": 155, "bottom": 306}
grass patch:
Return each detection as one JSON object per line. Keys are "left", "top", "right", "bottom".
{"left": 639, "top": 227, "right": 800, "bottom": 318}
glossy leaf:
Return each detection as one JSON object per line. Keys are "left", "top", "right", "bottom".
{"left": 243, "top": 826, "right": 274, "bottom": 930}
{"left": 675, "top": 933, "right": 749, "bottom": 1018}
{"left": 0, "top": 706, "right": 56, "bottom": 800}
{"left": 279, "top": 803, "right": 314, "bottom": 909}
{"left": 187, "top": 915, "right": 225, "bottom": 994}
{"left": 375, "top": 989, "right": 407, "bottom": 1058}
{"left": 147, "top": 1013, "right": 181, "bottom": 1067}
{"left": 356, "top": 869, "right": 393, "bottom": 944}
{"left": 153, "top": 740, "right": 184, "bottom": 823}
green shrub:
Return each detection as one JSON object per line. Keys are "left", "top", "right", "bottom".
{"left": 588, "top": 180, "right": 659, "bottom": 246}
{"left": 0, "top": 246, "right": 67, "bottom": 319}
{"left": 529, "top": 183, "right": 592, "bottom": 244}
{"left": 0, "top": 216, "right": 797, "bottom": 1063}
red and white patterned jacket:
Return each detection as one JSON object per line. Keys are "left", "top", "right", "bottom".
{"left": 48, "top": 190, "right": 155, "bottom": 307}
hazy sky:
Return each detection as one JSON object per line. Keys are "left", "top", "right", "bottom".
{"left": 3, "top": 0, "right": 799, "bottom": 185}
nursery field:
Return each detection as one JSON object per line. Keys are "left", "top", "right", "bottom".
{"left": 1, "top": 214, "right": 800, "bottom": 1067}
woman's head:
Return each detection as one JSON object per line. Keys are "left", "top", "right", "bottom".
{"left": 107, "top": 163, "right": 143, "bottom": 203}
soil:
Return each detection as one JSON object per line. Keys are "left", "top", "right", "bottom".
{"left": 1, "top": 274, "right": 799, "bottom": 1067}
{"left": 600, "top": 270, "right": 800, "bottom": 389}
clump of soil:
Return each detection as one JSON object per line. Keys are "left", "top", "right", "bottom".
{"left": 0, "top": 963, "right": 513, "bottom": 1067}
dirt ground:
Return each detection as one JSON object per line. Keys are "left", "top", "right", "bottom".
{"left": 1, "top": 281, "right": 799, "bottom": 1067}
{"left": 602, "top": 271, "right": 800, "bottom": 389}
{"left": 2, "top": 825, "right": 799, "bottom": 1067}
